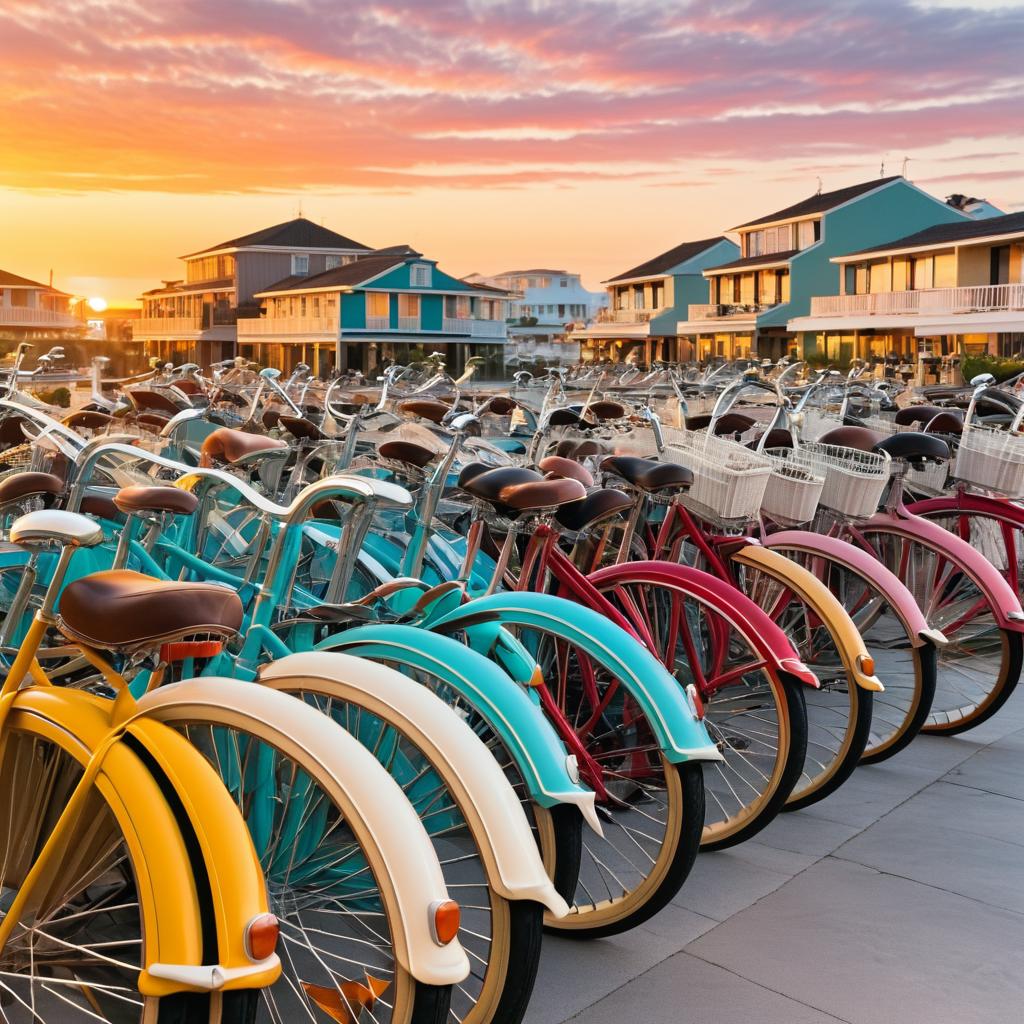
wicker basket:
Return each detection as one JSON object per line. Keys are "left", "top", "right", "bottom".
{"left": 953, "top": 426, "right": 1024, "bottom": 497}
{"left": 792, "top": 443, "right": 891, "bottom": 518}
{"left": 906, "top": 460, "right": 950, "bottom": 496}
{"left": 762, "top": 449, "right": 825, "bottom": 525}
{"left": 664, "top": 432, "right": 772, "bottom": 522}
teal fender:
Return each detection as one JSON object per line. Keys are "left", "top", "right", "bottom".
{"left": 313, "top": 623, "right": 600, "bottom": 831}
{"left": 428, "top": 591, "right": 722, "bottom": 764}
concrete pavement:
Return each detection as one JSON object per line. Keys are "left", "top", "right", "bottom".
{"left": 532, "top": 687, "right": 1024, "bottom": 1024}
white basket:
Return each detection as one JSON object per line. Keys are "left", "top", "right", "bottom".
{"left": 664, "top": 432, "right": 772, "bottom": 522}
{"left": 953, "top": 426, "right": 1024, "bottom": 497}
{"left": 906, "top": 459, "right": 950, "bottom": 496}
{"left": 761, "top": 449, "right": 825, "bottom": 525}
{"left": 798, "top": 408, "right": 843, "bottom": 442}
{"left": 792, "top": 443, "right": 891, "bottom": 518}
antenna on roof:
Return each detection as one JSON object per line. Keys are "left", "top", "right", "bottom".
{"left": 901, "top": 155, "right": 911, "bottom": 179}
{"left": 880, "top": 160, "right": 885, "bottom": 178}
{"left": 815, "top": 176, "right": 822, "bottom": 196}
{"left": 297, "top": 199, "right": 304, "bottom": 219}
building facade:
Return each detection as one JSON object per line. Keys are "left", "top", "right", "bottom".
{"left": 134, "top": 218, "right": 371, "bottom": 365}
{"left": 0, "top": 270, "right": 83, "bottom": 346}
{"left": 788, "top": 211, "right": 1024, "bottom": 372}
{"left": 465, "top": 269, "right": 604, "bottom": 368}
{"left": 572, "top": 237, "right": 738, "bottom": 363}
{"left": 240, "top": 247, "right": 511, "bottom": 377}
{"left": 680, "top": 177, "right": 970, "bottom": 362}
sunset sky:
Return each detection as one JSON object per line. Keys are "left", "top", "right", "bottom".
{"left": 2, "top": 0, "right": 1022, "bottom": 305}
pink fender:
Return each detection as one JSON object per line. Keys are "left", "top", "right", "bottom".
{"left": 765, "top": 531, "right": 936, "bottom": 647}
{"left": 852, "top": 512, "right": 1024, "bottom": 632}
{"left": 908, "top": 492, "right": 1024, "bottom": 527}
{"left": 586, "top": 560, "right": 818, "bottom": 687}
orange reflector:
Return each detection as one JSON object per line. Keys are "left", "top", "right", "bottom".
{"left": 244, "top": 913, "right": 279, "bottom": 961}
{"left": 528, "top": 666, "right": 545, "bottom": 688}
{"left": 160, "top": 640, "right": 223, "bottom": 663}
{"left": 857, "top": 653, "right": 876, "bottom": 677}
{"left": 430, "top": 899, "right": 461, "bottom": 945}
{"left": 302, "top": 977, "right": 390, "bottom": 1023}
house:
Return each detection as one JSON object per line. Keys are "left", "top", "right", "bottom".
{"left": 239, "top": 246, "right": 512, "bottom": 377}
{"left": 465, "top": 268, "right": 605, "bottom": 368}
{"left": 134, "top": 218, "right": 371, "bottom": 365}
{"left": 571, "top": 237, "right": 738, "bottom": 364}
{"left": 788, "top": 211, "right": 1024, "bottom": 369}
{"left": 680, "top": 177, "right": 969, "bottom": 362}
{"left": 0, "top": 269, "right": 83, "bottom": 344}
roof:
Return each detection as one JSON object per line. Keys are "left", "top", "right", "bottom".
{"left": 842, "top": 211, "right": 1024, "bottom": 259}
{"left": 185, "top": 217, "right": 371, "bottom": 257}
{"left": 259, "top": 255, "right": 404, "bottom": 294}
{"left": 703, "top": 250, "right": 798, "bottom": 274}
{"left": 141, "top": 276, "right": 234, "bottom": 296}
{"left": 604, "top": 237, "right": 729, "bottom": 283}
{"left": 495, "top": 269, "right": 570, "bottom": 277}
{"left": 734, "top": 177, "right": 903, "bottom": 230}
{"left": 373, "top": 244, "right": 423, "bottom": 257}
{"left": 0, "top": 269, "right": 65, "bottom": 293}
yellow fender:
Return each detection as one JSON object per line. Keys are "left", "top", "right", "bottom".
{"left": 8, "top": 688, "right": 280, "bottom": 997}
{"left": 730, "top": 544, "right": 883, "bottom": 692}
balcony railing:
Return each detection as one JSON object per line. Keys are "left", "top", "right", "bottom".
{"left": 237, "top": 316, "right": 338, "bottom": 337}
{"left": 597, "top": 308, "right": 665, "bottom": 324}
{"left": 0, "top": 306, "right": 80, "bottom": 328}
{"left": 687, "top": 302, "right": 778, "bottom": 320}
{"left": 810, "top": 284, "right": 1024, "bottom": 318}
{"left": 134, "top": 316, "right": 203, "bottom": 335}
{"left": 366, "top": 315, "right": 390, "bottom": 330}
{"left": 470, "top": 319, "right": 506, "bottom": 338}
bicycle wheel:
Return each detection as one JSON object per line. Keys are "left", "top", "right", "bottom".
{"left": 0, "top": 713, "right": 257, "bottom": 1024}
{"left": 725, "top": 554, "right": 872, "bottom": 809}
{"left": 856, "top": 525, "right": 1020, "bottom": 735}
{"left": 590, "top": 575, "right": 804, "bottom": 850}
{"left": 766, "top": 543, "right": 936, "bottom": 763}
{"left": 140, "top": 691, "right": 453, "bottom": 1024}
{"left": 268, "top": 676, "right": 543, "bottom": 1024}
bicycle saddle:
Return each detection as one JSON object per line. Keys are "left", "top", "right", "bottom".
{"left": 555, "top": 488, "right": 632, "bottom": 531}
{"left": 0, "top": 472, "right": 63, "bottom": 506}
{"left": 63, "top": 410, "right": 114, "bottom": 431}
{"left": 894, "top": 405, "right": 946, "bottom": 426}
{"left": 538, "top": 455, "right": 594, "bottom": 487}
{"left": 601, "top": 456, "right": 693, "bottom": 494}
{"left": 113, "top": 485, "right": 200, "bottom": 517}
{"left": 587, "top": 400, "right": 627, "bottom": 422}
{"left": 379, "top": 439, "right": 438, "bottom": 469}
{"left": 554, "top": 438, "right": 606, "bottom": 460}
{"left": 817, "top": 426, "right": 882, "bottom": 452}
{"left": 10, "top": 509, "right": 104, "bottom": 548}
{"left": 200, "top": 427, "right": 287, "bottom": 467}
{"left": 749, "top": 428, "right": 794, "bottom": 450}
{"left": 873, "top": 432, "right": 950, "bottom": 464}
{"left": 686, "top": 412, "right": 756, "bottom": 435}
{"left": 400, "top": 399, "right": 452, "bottom": 425}
{"left": 58, "top": 570, "right": 243, "bottom": 650}
{"left": 280, "top": 415, "right": 326, "bottom": 441}
{"left": 129, "top": 389, "right": 183, "bottom": 414}
{"left": 924, "top": 411, "right": 964, "bottom": 436}
{"left": 460, "top": 465, "right": 585, "bottom": 512}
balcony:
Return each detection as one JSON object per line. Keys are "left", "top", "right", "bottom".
{"left": 366, "top": 315, "right": 390, "bottom": 330}
{"left": 809, "top": 284, "right": 1024, "bottom": 318}
{"left": 134, "top": 316, "right": 203, "bottom": 337}
{"left": 441, "top": 317, "right": 507, "bottom": 338}
{"left": 237, "top": 316, "right": 338, "bottom": 338}
{"left": 688, "top": 302, "right": 778, "bottom": 320}
{"left": 397, "top": 315, "right": 420, "bottom": 332}
{"left": 597, "top": 308, "right": 664, "bottom": 324}
{"left": 0, "top": 306, "right": 80, "bottom": 328}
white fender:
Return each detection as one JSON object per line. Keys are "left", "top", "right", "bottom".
{"left": 259, "top": 651, "right": 570, "bottom": 917}
{"left": 135, "top": 678, "right": 469, "bottom": 987}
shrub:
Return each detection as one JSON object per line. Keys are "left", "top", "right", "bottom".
{"left": 33, "top": 386, "right": 72, "bottom": 408}
{"left": 961, "top": 354, "right": 1024, "bottom": 385}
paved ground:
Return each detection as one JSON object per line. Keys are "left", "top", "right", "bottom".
{"left": 531, "top": 687, "right": 1024, "bottom": 1024}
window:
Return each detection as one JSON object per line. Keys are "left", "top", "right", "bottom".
{"left": 300, "top": 296, "right": 307, "bottom": 316}
{"left": 560, "top": 278, "right": 568, "bottom": 288}
{"left": 410, "top": 264, "right": 432, "bottom": 287}
{"left": 797, "top": 220, "right": 817, "bottom": 250}
{"left": 398, "top": 293, "right": 420, "bottom": 317}
{"left": 651, "top": 282, "right": 664, "bottom": 308}
{"left": 325, "top": 255, "right": 342, "bottom": 270}
{"left": 366, "top": 292, "right": 389, "bottom": 317}
{"left": 291, "top": 254, "right": 309, "bottom": 276}
{"left": 911, "top": 257, "right": 934, "bottom": 290}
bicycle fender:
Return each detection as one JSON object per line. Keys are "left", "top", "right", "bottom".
{"left": 8, "top": 689, "right": 281, "bottom": 997}
{"left": 429, "top": 591, "right": 723, "bottom": 764}
{"left": 730, "top": 544, "right": 883, "bottom": 692}
{"left": 137, "top": 679, "right": 470, "bottom": 987}
{"left": 765, "top": 531, "right": 939, "bottom": 647}
{"left": 587, "top": 561, "right": 819, "bottom": 688}
{"left": 313, "top": 624, "right": 600, "bottom": 831}
{"left": 857, "top": 514, "right": 1024, "bottom": 632}
{"left": 259, "top": 652, "right": 569, "bottom": 916}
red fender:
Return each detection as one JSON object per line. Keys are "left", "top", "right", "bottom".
{"left": 765, "top": 530, "right": 935, "bottom": 646}
{"left": 587, "top": 560, "right": 818, "bottom": 687}
{"left": 849, "top": 511, "right": 1024, "bottom": 632}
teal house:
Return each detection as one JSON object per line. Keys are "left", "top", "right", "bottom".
{"left": 239, "top": 245, "right": 511, "bottom": 376}
{"left": 679, "top": 177, "right": 970, "bottom": 362}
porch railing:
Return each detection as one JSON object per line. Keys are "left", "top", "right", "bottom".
{"left": 810, "top": 283, "right": 1024, "bottom": 317}
{"left": 236, "top": 316, "right": 338, "bottom": 336}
